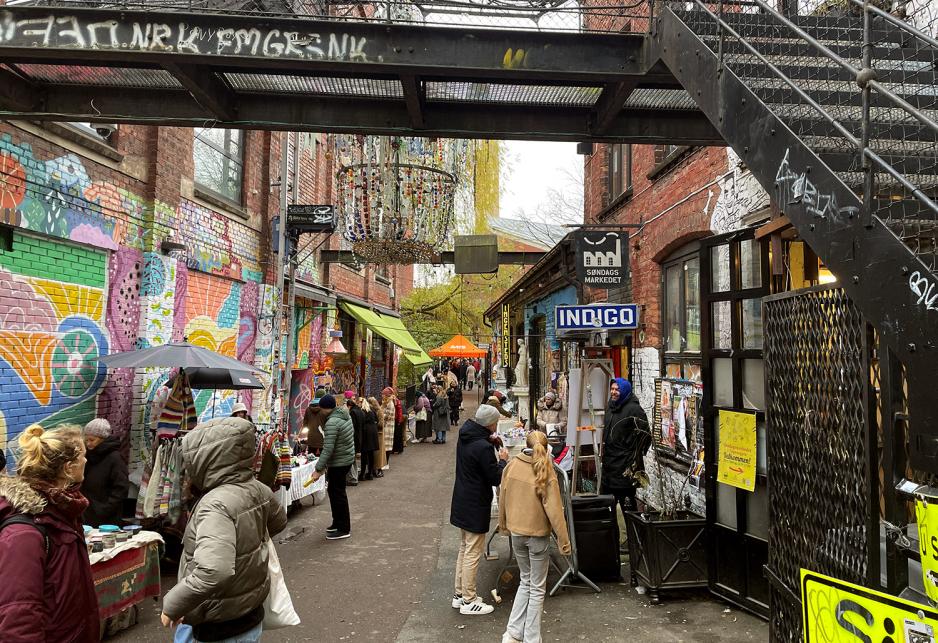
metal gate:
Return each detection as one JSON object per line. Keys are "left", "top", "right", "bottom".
{"left": 763, "top": 285, "right": 878, "bottom": 642}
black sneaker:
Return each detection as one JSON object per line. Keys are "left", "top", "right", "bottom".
{"left": 326, "top": 531, "right": 351, "bottom": 540}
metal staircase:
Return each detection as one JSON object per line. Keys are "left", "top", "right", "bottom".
{"left": 651, "top": 0, "right": 937, "bottom": 466}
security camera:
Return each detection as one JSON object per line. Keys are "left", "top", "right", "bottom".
{"left": 94, "top": 123, "right": 117, "bottom": 140}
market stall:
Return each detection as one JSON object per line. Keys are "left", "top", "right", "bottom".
{"left": 90, "top": 530, "right": 163, "bottom": 636}
{"left": 275, "top": 455, "right": 327, "bottom": 508}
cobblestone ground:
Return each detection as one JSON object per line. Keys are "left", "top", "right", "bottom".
{"left": 114, "top": 394, "right": 767, "bottom": 642}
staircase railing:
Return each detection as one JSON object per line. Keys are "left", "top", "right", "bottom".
{"left": 681, "top": 0, "right": 938, "bottom": 272}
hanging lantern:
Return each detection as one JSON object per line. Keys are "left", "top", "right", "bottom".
{"left": 334, "top": 136, "right": 467, "bottom": 264}
{"left": 325, "top": 330, "right": 347, "bottom": 356}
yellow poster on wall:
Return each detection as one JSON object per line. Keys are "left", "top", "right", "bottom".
{"left": 916, "top": 495, "right": 938, "bottom": 603}
{"left": 801, "top": 568, "right": 938, "bottom": 642}
{"left": 716, "top": 410, "right": 757, "bottom": 492}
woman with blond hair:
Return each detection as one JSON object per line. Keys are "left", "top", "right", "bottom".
{"left": 0, "top": 424, "right": 99, "bottom": 641}
{"left": 497, "top": 430, "right": 571, "bottom": 643}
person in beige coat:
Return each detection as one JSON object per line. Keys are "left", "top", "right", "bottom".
{"left": 497, "top": 430, "right": 571, "bottom": 643}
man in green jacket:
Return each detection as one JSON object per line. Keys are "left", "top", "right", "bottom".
{"left": 310, "top": 395, "right": 356, "bottom": 540}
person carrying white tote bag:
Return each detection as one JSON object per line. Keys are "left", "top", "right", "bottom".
{"left": 263, "top": 539, "right": 301, "bottom": 630}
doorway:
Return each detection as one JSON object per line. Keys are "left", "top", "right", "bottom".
{"left": 700, "top": 229, "right": 771, "bottom": 617}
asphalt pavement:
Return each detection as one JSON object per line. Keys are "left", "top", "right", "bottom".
{"left": 114, "top": 394, "right": 768, "bottom": 642}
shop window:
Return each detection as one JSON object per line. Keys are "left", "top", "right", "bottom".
{"left": 607, "top": 143, "right": 632, "bottom": 202}
{"left": 373, "top": 337, "right": 386, "bottom": 362}
{"left": 194, "top": 128, "right": 244, "bottom": 204}
{"left": 662, "top": 253, "right": 701, "bottom": 356}
{"left": 338, "top": 312, "right": 356, "bottom": 360}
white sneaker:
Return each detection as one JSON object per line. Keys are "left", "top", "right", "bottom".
{"left": 459, "top": 597, "right": 494, "bottom": 615}
{"left": 451, "top": 593, "right": 463, "bottom": 608}
{"left": 501, "top": 633, "right": 522, "bottom": 643}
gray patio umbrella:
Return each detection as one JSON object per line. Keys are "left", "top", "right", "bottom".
{"left": 184, "top": 368, "right": 264, "bottom": 390}
{"left": 98, "top": 342, "right": 266, "bottom": 374}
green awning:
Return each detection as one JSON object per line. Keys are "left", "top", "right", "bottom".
{"left": 340, "top": 302, "right": 431, "bottom": 366}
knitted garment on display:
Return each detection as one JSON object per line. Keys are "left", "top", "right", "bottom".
{"left": 156, "top": 373, "right": 198, "bottom": 436}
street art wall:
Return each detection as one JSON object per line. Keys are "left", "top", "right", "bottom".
{"left": 0, "top": 232, "right": 110, "bottom": 468}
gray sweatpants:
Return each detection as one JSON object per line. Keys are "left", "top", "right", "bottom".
{"left": 506, "top": 534, "right": 551, "bottom": 643}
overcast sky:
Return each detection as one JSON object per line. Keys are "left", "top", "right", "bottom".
{"left": 500, "top": 141, "right": 583, "bottom": 224}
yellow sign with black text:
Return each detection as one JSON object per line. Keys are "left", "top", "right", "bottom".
{"left": 716, "top": 409, "right": 757, "bottom": 492}
{"left": 916, "top": 496, "right": 938, "bottom": 603}
{"left": 802, "top": 569, "right": 937, "bottom": 642}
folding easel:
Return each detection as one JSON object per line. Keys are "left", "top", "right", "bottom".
{"left": 550, "top": 461, "right": 601, "bottom": 595}
{"left": 569, "top": 358, "right": 614, "bottom": 497}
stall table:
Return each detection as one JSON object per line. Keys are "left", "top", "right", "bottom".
{"left": 275, "top": 459, "right": 327, "bottom": 508}
{"left": 90, "top": 530, "right": 163, "bottom": 636}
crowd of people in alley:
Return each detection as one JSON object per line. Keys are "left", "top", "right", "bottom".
{"left": 0, "top": 366, "right": 651, "bottom": 643}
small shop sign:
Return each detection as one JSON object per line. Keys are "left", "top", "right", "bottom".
{"left": 574, "top": 230, "right": 627, "bottom": 287}
{"left": 555, "top": 303, "right": 639, "bottom": 331}
{"left": 716, "top": 409, "right": 757, "bottom": 492}
{"left": 286, "top": 204, "right": 336, "bottom": 233}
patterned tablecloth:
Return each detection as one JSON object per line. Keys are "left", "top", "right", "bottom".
{"left": 91, "top": 540, "right": 162, "bottom": 620}
{"left": 274, "top": 460, "right": 327, "bottom": 507}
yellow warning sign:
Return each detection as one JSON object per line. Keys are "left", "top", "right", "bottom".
{"left": 802, "top": 568, "right": 938, "bottom": 642}
{"left": 916, "top": 496, "right": 938, "bottom": 603}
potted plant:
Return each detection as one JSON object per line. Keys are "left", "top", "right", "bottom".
{"left": 624, "top": 438, "right": 708, "bottom": 604}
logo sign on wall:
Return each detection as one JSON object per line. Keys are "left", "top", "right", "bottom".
{"left": 575, "top": 230, "right": 627, "bottom": 288}
{"left": 555, "top": 304, "right": 639, "bottom": 332}
{"left": 287, "top": 204, "right": 336, "bottom": 233}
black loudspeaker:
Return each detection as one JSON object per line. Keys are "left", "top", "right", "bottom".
{"left": 571, "top": 495, "right": 621, "bottom": 582}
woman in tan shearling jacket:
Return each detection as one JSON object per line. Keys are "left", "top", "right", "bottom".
{"left": 497, "top": 431, "right": 571, "bottom": 643}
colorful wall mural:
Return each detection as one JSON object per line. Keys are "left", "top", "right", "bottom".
{"left": 0, "top": 232, "right": 110, "bottom": 467}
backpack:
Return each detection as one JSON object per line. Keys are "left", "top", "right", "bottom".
{"left": 0, "top": 514, "right": 51, "bottom": 559}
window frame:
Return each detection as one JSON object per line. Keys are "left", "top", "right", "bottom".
{"left": 606, "top": 143, "right": 633, "bottom": 203}
{"left": 660, "top": 246, "right": 702, "bottom": 362}
{"left": 193, "top": 127, "right": 245, "bottom": 206}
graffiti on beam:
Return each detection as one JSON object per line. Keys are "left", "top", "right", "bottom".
{"left": 910, "top": 271, "right": 938, "bottom": 313}
{"left": 775, "top": 148, "right": 858, "bottom": 223}
{"left": 0, "top": 12, "right": 369, "bottom": 62}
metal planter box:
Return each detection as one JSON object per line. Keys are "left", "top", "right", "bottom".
{"left": 625, "top": 510, "right": 708, "bottom": 604}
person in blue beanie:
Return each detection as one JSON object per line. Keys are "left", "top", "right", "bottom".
{"left": 601, "top": 378, "right": 652, "bottom": 521}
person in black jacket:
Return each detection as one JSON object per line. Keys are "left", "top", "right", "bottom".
{"left": 80, "top": 418, "right": 129, "bottom": 526}
{"left": 346, "top": 392, "right": 365, "bottom": 487}
{"left": 447, "top": 383, "right": 463, "bottom": 426}
{"left": 450, "top": 404, "right": 509, "bottom": 616}
{"left": 360, "top": 397, "right": 382, "bottom": 481}
{"left": 601, "top": 378, "right": 652, "bottom": 520}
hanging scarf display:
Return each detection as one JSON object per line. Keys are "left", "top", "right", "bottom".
{"left": 156, "top": 372, "right": 198, "bottom": 437}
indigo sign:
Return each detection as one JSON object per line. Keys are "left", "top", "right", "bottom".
{"left": 555, "top": 304, "right": 639, "bottom": 331}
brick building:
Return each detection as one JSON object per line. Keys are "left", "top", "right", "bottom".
{"left": 0, "top": 120, "right": 413, "bottom": 477}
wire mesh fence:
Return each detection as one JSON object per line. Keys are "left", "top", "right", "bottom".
{"left": 675, "top": 0, "right": 938, "bottom": 275}
{"left": 11, "top": 0, "right": 653, "bottom": 32}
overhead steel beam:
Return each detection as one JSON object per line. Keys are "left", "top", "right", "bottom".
{"left": 591, "top": 80, "right": 639, "bottom": 134}
{"left": 0, "top": 66, "right": 41, "bottom": 111}
{"left": 399, "top": 75, "right": 425, "bottom": 130}
{"left": 321, "top": 250, "right": 546, "bottom": 265}
{"left": 0, "top": 6, "right": 653, "bottom": 82}
{"left": 162, "top": 62, "right": 238, "bottom": 121}
{"left": 14, "top": 87, "right": 724, "bottom": 144}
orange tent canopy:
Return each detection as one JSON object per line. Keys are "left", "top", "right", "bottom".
{"left": 429, "top": 334, "right": 487, "bottom": 358}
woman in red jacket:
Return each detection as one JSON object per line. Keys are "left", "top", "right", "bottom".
{"left": 0, "top": 424, "right": 99, "bottom": 642}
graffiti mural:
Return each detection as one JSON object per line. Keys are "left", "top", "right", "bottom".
{"left": 0, "top": 134, "right": 152, "bottom": 251}
{"left": 184, "top": 272, "right": 242, "bottom": 420}
{"left": 177, "top": 199, "right": 263, "bottom": 282}
{"left": 0, "top": 233, "right": 110, "bottom": 465}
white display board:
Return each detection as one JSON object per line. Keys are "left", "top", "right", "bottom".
{"left": 564, "top": 360, "right": 614, "bottom": 446}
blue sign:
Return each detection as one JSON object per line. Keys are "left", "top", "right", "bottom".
{"left": 555, "top": 304, "right": 639, "bottom": 331}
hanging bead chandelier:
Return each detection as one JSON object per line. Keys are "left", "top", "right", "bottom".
{"left": 334, "top": 136, "right": 466, "bottom": 264}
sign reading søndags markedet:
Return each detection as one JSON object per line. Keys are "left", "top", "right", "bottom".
{"left": 802, "top": 568, "right": 937, "bottom": 642}
{"left": 574, "top": 230, "right": 627, "bottom": 288}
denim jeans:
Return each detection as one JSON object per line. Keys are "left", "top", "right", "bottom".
{"left": 506, "top": 534, "right": 551, "bottom": 643}
{"left": 436, "top": 430, "right": 447, "bottom": 442}
{"left": 174, "top": 622, "right": 263, "bottom": 643}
